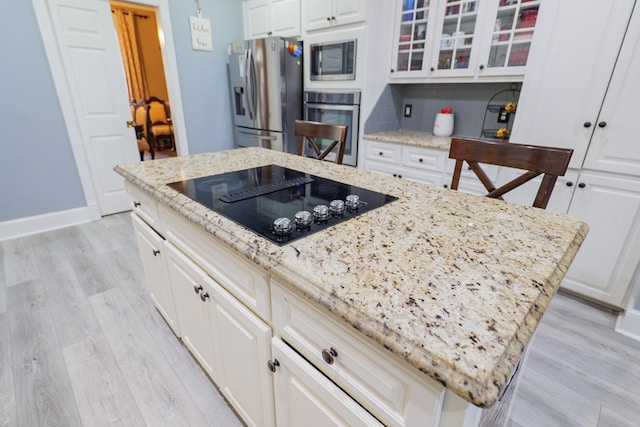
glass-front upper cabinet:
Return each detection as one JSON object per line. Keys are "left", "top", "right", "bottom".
{"left": 431, "top": 0, "right": 481, "bottom": 76}
{"left": 479, "top": 0, "right": 541, "bottom": 76}
{"left": 390, "top": 0, "right": 438, "bottom": 77}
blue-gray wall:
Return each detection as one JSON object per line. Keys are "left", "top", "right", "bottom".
{"left": 0, "top": 1, "right": 86, "bottom": 221}
{"left": 0, "top": 0, "right": 243, "bottom": 223}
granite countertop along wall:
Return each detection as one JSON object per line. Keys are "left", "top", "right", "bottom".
{"left": 363, "top": 130, "right": 452, "bottom": 150}
{"left": 114, "top": 147, "right": 588, "bottom": 408}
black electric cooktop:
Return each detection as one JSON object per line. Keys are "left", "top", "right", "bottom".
{"left": 167, "top": 164, "right": 398, "bottom": 245}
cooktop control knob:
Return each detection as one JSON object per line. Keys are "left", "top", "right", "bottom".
{"left": 345, "top": 194, "right": 360, "bottom": 210}
{"left": 329, "top": 199, "right": 345, "bottom": 215}
{"left": 313, "top": 205, "right": 330, "bottom": 222}
{"left": 273, "top": 217, "right": 292, "bottom": 236}
{"left": 294, "top": 210, "right": 312, "bottom": 228}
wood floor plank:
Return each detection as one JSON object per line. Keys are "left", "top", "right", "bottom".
{"left": 7, "top": 280, "right": 82, "bottom": 426}
{"left": 63, "top": 333, "right": 145, "bottom": 426}
{"left": 2, "top": 235, "right": 40, "bottom": 287}
{"left": 89, "top": 286, "right": 213, "bottom": 426}
{"left": 0, "top": 312, "right": 17, "bottom": 427}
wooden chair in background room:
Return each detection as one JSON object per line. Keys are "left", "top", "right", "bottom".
{"left": 132, "top": 100, "right": 154, "bottom": 161}
{"left": 447, "top": 137, "right": 573, "bottom": 209}
{"left": 146, "top": 96, "right": 174, "bottom": 151}
{"left": 295, "top": 120, "right": 348, "bottom": 165}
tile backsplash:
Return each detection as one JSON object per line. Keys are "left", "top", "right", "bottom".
{"left": 365, "top": 82, "right": 521, "bottom": 138}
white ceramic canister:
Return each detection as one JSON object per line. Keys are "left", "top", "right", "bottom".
{"left": 433, "top": 113, "right": 454, "bottom": 136}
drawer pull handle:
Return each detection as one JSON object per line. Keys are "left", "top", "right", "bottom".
{"left": 267, "top": 359, "right": 280, "bottom": 373}
{"left": 152, "top": 249, "right": 160, "bottom": 256}
{"left": 322, "top": 347, "right": 338, "bottom": 365}
{"left": 133, "top": 201, "right": 141, "bottom": 208}
{"left": 194, "top": 285, "right": 203, "bottom": 294}
{"left": 200, "top": 292, "right": 210, "bottom": 302}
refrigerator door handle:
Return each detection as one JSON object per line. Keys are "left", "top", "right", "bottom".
{"left": 237, "top": 130, "right": 277, "bottom": 141}
{"left": 244, "top": 49, "right": 256, "bottom": 121}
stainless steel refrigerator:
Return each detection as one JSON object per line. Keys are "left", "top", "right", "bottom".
{"left": 228, "top": 37, "right": 302, "bottom": 153}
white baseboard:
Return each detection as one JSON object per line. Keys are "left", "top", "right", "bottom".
{"left": 0, "top": 204, "right": 100, "bottom": 241}
{"left": 615, "top": 309, "right": 640, "bottom": 342}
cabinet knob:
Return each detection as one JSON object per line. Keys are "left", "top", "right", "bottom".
{"left": 331, "top": 16, "right": 336, "bottom": 20}
{"left": 267, "top": 359, "right": 280, "bottom": 373}
{"left": 419, "top": 158, "right": 423, "bottom": 163}
{"left": 133, "top": 201, "right": 141, "bottom": 208}
{"left": 578, "top": 182, "right": 586, "bottom": 188}
{"left": 479, "top": 64, "right": 485, "bottom": 70}
{"left": 393, "top": 173, "right": 397, "bottom": 177}
{"left": 391, "top": 69, "right": 395, "bottom": 73}
{"left": 598, "top": 121, "right": 607, "bottom": 128}
{"left": 326, "top": 17, "right": 331, "bottom": 21}
{"left": 200, "top": 292, "right": 210, "bottom": 302}
{"left": 430, "top": 67, "right": 435, "bottom": 72}
{"left": 152, "top": 249, "right": 160, "bottom": 256}
{"left": 443, "top": 184, "right": 449, "bottom": 189}
{"left": 321, "top": 347, "right": 338, "bottom": 365}
{"left": 566, "top": 181, "right": 574, "bottom": 187}
{"left": 398, "top": 174, "right": 403, "bottom": 179}
{"left": 379, "top": 151, "right": 383, "bottom": 156}
{"left": 194, "top": 284, "right": 203, "bottom": 294}
{"left": 583, "top": 122, "right": 592, "bottom": 128}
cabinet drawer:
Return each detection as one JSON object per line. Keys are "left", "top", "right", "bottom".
{"left": 126, "top": 181, "right": 160, "bottom": 230}
{"left": 159, "top": 204, "right": 271, "bottom": 321}
{"left": 271, "top": 280, "right": 445, "bottom": 427}
{"left": 365, "top": 140, "right": 402, "bottom": 164}
{"left": 366, "top": 161, "right": 443, "bottom": 187}
{"left": 402, "top": 146, "right": 447, "bottom": 173}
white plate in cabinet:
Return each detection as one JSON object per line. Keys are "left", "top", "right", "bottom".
{"left": 126, "top": 181, "right": 160, "bottom": 231}
{"left": 271, "top": 337, "right": 384, "bottom": 427}
{"left": 271, "top": 280, "right": 446, "bottom": 427}
{"left": 130, "top": 214, "right": 180, "bottom": 336}
{"left": 159, "top": 204, "right": 271, "bottom": 321}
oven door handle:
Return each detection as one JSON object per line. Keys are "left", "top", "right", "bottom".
{"left": 237, "top": 130, "right": 277, "bottom": 141}
{"left": 304, "top": 103, "right": 358, "bottom": 111}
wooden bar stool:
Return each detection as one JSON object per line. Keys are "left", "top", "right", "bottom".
{"left": 448, "top": 137, "right": 573, "bottom": 209}
{"left": 295, "top": 120, "right": 348, "bottom": 165}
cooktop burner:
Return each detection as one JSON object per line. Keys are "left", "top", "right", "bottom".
{"left": 167, "top": 164, "right": 397, "bottom": 245}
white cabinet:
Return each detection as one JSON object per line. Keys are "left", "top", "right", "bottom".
{"left": 363, "top": 139, "right": 447, "bottom": 187}
{"left": 271, "top": 337, "right": 384, "bottom": 427}
{"left": 508, "top": 0, "right": 640, "bottom": 307}
{"left": 165, "top": 239, "right": 275, "bottom": 427}
{"left": 210, "top": 279, "right": 274, "bottom": 427}
{"left": 165, "top": 241, "right": 217, "bottom": 377}
{"left": 510, "top": 0, "right": 635, "bottom": 169}
{"left": 130, "top": 214, "right": 180, "bottom": 336}
{"left": 303, "top": 0, "right": 366, "bottom": 32}
{"left": 561, "top": 172, "right": 640, "bottom": 306}
{"left": 390, "top": 0, "right": 543, "bottom": 81}
{"left": 243, "top": 0, "right": 301, "bottom": 40}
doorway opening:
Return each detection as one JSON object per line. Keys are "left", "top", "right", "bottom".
{"left": 111, "top": 1, "right": 177, "bottom": 161}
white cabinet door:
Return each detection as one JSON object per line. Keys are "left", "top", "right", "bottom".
{"left": 562, "top": 172, "right": 640, "bottom": 307}
{"left": 244, "top": 0, "right": 300, "bottom": 39}
{"left": 389, "top": 0, "right": 438, "bottom": 77}
{"left": 210, "top": 281, "right": 275, "bottom": 427}
{"left": 131, "top": 214, "right": 180, "bottom": 336}
{"left": 582, "top": 7, "right": 640, "bottom": 177}
{"left": 164, "top": 242, "right": 216, "bottom": 377}
{"left": 304, "top": 0, "right": 365, "bottom": 31}
{"left": 271, "top": 337, "right": 384, "bottom": 427}
{"left": 244, "top": 0, "right": 272, "bottom": 39}
{"left": 271, "top": 0, "right": 301, "bottom": 37}
{"left": 510, "top": 0, "right": 635, "bottom": 169}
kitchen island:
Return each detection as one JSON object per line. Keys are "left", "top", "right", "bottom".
{"left": 115, "top": 147, "right": 588, "bottom": 427}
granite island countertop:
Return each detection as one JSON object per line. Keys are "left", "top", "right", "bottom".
{"left": 114, "top": 147, "right": 588, "bottom": 408}
{"left": 363, "top": 130, "right": 452, "bottom": 150}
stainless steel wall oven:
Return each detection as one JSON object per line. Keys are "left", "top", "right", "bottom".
{"left": 303, "top": 91, "right": 361, "bottom": 167}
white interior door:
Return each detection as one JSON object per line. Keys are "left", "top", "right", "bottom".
{"left": 41, "top": 0, "right": 139, "bottom": 215}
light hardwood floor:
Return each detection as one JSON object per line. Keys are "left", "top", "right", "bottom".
{"left": 1, "top": 213, "right": 640, "bottom": 426}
